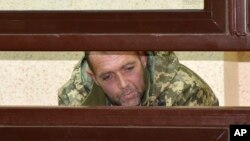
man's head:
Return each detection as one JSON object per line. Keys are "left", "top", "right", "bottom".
{"left": 86, "top": 51, "right": 147, "bottom": 106}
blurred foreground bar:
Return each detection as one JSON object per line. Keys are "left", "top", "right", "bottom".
{"left": 0, "top": 107, "right": 250, "bottom": 141}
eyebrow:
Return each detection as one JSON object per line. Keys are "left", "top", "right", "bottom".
{"left": 121, "top": 61, "right": 136, "bottom": 69}
{"left": 98, "top": 61, "right": 136, "bottom": 78}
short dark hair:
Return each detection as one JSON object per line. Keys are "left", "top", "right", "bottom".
{"left": 85, "top": 51, "right": 147, "bottom": 72}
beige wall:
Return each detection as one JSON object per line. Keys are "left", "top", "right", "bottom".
{"left": 0, "top": 52, "right": 83, "bottom": 106}
{"left": 223, "top": 52, "right": 239, "bottom": 106}
{"left": 0, "top": 51, "right": 241, "bottom": 106}
{"left": 0, "top": 0, "right": 204, "bottom": 10}
{"left": 238, "top": 52, "right": 250, "bottom": 106}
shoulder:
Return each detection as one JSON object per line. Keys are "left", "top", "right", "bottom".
{"left": 58, "top": 59, "right": 89, "bottom": 106}
{"left": 150, "top": 52, "right": 219, "bottom": 106}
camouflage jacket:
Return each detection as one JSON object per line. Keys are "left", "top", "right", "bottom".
{"left": 58, "top": 51, "right": 219, "bottom": 106}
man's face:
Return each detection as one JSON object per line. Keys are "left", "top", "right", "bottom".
{"left": 88, "top": 52, "right": 147, "bottom": 106}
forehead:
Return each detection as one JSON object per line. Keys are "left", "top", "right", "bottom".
{"left": 89, "top": 52, "right": 139, "bottom": 73}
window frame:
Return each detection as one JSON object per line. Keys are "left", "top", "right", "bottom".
{"left": 0, "top": 107, "right": 249, "bottom": 141}
{"left": 2, "top": 0, "right": 247, "bottom": 51}
{"left": 0, "top": 1, "right": 249, "bottom": 140}
{"left": 0, "top": 0, "right": 224, "bottom": 34}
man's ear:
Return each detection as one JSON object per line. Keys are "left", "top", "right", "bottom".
{"left": 86, "top": 69, "right": 100, "bottom": 86}
{"left": 139, "top": 52, "right": 147, "bottom": 68}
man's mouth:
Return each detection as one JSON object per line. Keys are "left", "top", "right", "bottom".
{"left": 122, "top": 91, "right": 135, "bottom": 99}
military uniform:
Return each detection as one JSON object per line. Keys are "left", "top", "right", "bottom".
{"left": 58, "top": 51, "right": 219, "bottom": 106}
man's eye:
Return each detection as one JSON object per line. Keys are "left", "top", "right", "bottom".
{"left": 102, "top": 74, "right": 112, "bottom": 81}
{"left": 125, "top": 66, "right": 134, "bottom": 71}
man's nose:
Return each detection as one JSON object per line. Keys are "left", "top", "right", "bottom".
{"left": 117, "top": 74, "right": 128, "bottom": 89}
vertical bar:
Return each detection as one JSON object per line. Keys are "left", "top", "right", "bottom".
{"left": 229, "top": 0, "right": 247, "bottom": 36}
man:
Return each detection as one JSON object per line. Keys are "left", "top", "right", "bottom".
{"left": 58, "top": 51, "right": 219, "bottom": 106}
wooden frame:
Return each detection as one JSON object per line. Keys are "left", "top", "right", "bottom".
{"left": 248, "top": 0, "right": 250, "bottom": 32}
{"left": 0, "top": 1, "right": 250, "bottom": 140}
{"left": 230, "top": 0, "right": 247, "bottom": 36}
{"left": 0, "top": 0, "right": 224, "bottom": 34}
{"left": 2, "top": 0, "right": 246, "bottom": 51}
{"left": 1, "top": 107, "right": 250, "bottom": 141}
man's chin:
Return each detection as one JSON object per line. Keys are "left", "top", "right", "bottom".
{"left": 120, "top": 100, "right": 141, "bottom": 106}
{"left": 119, "top": 92, "right": 142, "bottom": 106}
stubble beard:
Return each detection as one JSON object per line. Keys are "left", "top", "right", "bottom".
{"left": 118, "top": 88, "right": 143, "bottom": 106}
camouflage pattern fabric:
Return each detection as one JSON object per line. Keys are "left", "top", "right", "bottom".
{"left": 58, "top": 51, "right": 219, "bottom": 106}
{"left": 58, "top": 60, "right": 88, "bottom": 106}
